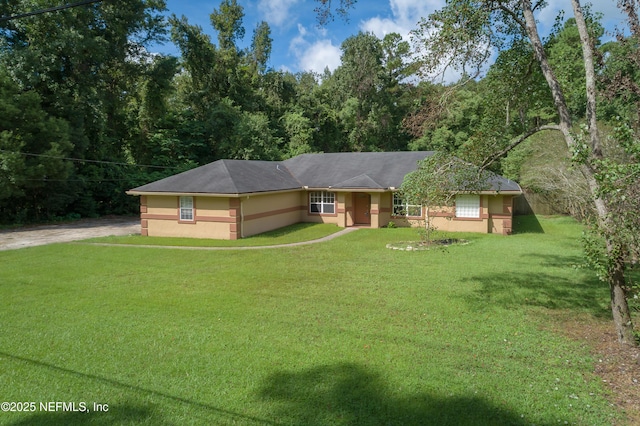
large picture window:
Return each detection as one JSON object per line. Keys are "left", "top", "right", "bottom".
{"left": 309, "top": 191, "right": 335, "bottom": 214}
{"left": 455, "top": 194, "right": 480, "bottom": 218}
{"left": 179, "top": 196, "right": 194, "bottom": 221}
{"left": 393, "top": 193, "right": 422, "bottom": 217}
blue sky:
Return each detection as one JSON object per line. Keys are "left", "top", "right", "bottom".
{"left": 151, "top": 0, "right": 627, "bottom": 76}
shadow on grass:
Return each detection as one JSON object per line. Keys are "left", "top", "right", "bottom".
{"left": 512, "top": 215, "right": 544, "bottom": 234}
{"left": 1, "top": 351, "right": 277, "bottom": 426}
{"left": 258, "top": 363, "right": 534, "bottom": 426}
{"left": 464, "top": 253, "right": 609, "bottom": 318}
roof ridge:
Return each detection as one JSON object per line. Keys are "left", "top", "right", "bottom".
{"left": 219, "top": 159, "right": 240, "bottom": 194}
{"left": 275, "top": 162, "right": 303, "bottom": 187}
{"left": 331, "top": 173, "right": 384, "bottom": 189}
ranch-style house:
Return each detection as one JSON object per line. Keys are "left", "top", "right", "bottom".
{"left": 127, "top": 151, "right": 522, "bottom": 239}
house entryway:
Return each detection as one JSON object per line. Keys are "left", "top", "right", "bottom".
{"left": 353, "top": 193, "right": 371, "bottom": 225}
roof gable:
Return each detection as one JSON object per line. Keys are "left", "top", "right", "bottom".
{"left": 330, "top": 173, "right": 383, "bottom": 189}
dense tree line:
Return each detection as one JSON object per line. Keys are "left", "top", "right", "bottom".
{"left": 0, "top": 1, "right": 638, "bottom": 243}
{"left": 0, "top": 0, "right": 421, "bottom": 223}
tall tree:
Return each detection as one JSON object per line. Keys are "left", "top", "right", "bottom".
{"left": 0, "top": 0, "right": 168, "bottom": 219}
{"left": 250, "top": 21, "right": 272, "bottom": 75}
{"left": 411, "top": 0, "right": 637, "bottom": 345}
{"left": 210, "top": 0, "right": 245, "bottom": 52}
{"left": 0, "top": 69, "right": 73, "bottom": 221}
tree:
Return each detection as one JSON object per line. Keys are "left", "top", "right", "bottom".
{"left": 411, "top": 0, "right": 637, "bottom": 345}
{"left": 0, "top": 0, "right": 168, "bottom": 219}
{"left": 0, "top": 69, "right": 73, "bottom": 221}
{"left": 250, "top": 21, "right": 272, "bottom": 75}
{"left": 210, "top": 0, "right": 245, "bottom": 52}
{"left": 321, "top": 31, "right": 416, "bottom": 152}
{"left": 400, "top": 152, "right": 490, "bottom": 244}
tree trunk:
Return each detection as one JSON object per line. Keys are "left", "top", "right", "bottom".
{"left": 607, "top": 240, "right": 636, "bottom": 344}
{"left": 522, "top": 0, "right": 636, "bottom": 345}
{"left": 571, "top": 0, "right": 636, "bottom": 345}
{"left": 571, "top": 0, "right": 602, "bottom": 156}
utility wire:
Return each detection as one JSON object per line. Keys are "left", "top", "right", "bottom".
{"left": 0, "top": 149, "right": 177, "bottom": 169}
{"left": 0, "top": 0, "right": 104, "bottom": 23}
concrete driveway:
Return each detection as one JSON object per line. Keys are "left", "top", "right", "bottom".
{"left": 0, "top": 217, "right": 140, "bottom": 251}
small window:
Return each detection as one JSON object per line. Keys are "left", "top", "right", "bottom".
{"left": 456, "top": 194, "right": 480, "bottom": 218}
{"left": 309, "top": 191, "right": 335, "bottom": 214}
{"left": 393, "top": 193, "right": 422, "bottom": 217}
{"left": 179, "top": 196, "right": 194, "bottom": 221}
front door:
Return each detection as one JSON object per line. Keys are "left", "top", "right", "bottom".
{"left": 353, "top": 193, "right": 371, "bottom": 225}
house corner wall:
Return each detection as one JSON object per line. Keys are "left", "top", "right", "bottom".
{"left": 140, "top": 195, "right": 148, "bottom": 236}
{"left": 378, "top": 192, "right": 392, "bottom": 227}
{"left": 488, "top": 194, "right": 515, "bottom": 235}
{"left": 229, "top": 198, "right": 241, "bottom": 240}
{"left": 501, "top": 195, "right": 514, "bottom": 235}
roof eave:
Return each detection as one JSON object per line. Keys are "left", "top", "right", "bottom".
{"left": 307, "top": 187, "right": 388, "bottom": 192}
{"left": 126, "top": 188, "right": 304, "bottom": 197}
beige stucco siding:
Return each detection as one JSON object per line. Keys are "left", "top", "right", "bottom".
{"left": 142, "top": 195, "right": 233, "bottom": 239}
{"left": 378, "top": 192, "right": 393, "bottom": 227}
{"left": 195, "top": 197, "right": 232, "bottom": 218}
{"left": 145, "top": 195, "right": 178, "bottom": 216}
{"left": 136, "top": 191, "right": 517, "bottom": 239}
{"left": 146, "top": 219, "right": 231, "bottom": 239}
{"left": 241, "top": 192, "right": 303, "bottom": 237}
{"left": 386, "top": 194, "right": 516, "bottom": 235}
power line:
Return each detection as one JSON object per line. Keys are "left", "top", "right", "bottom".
{"left": 0, "top": 0, "right": 104, "bottom": 23}
{"left": 0, "top": 149, "right": 177, "bottom": 169}
{"left": 23, "top": 178, "right": 137, "bottom": 182}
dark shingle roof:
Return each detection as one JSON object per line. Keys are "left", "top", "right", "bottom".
{"left": 281, "top": 152, "right": 435, "bottom": 189}
{"left": 128, "top": 151, "right": 522, "bottom": 194}
{"left": 130, "top": 159, "right": 301, "bottom": 194}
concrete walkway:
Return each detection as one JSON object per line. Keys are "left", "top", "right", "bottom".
{"left": 1, "top": 217, "right": 359, "bottom": 251}
{"left": 83, "top": 227, "right": 359, "bottom": 250}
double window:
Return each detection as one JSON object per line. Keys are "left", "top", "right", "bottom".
{"left": 309, "top": 191, "right": 335, "bottom": 214}
{"left": 455, "top": 194, "right": 480, "bottom": 218}
{"left": 393, "top": 193, "right": 422, "bottom": 217}
{"left": 179, "top": 196, "right": 194, "bottom": 221}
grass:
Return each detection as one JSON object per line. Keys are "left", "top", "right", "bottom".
{"left": 84, "top": 222, "right": 342, "bottom": 247}
{"left": 0, "top": 216, "right": 628, "bottom": 425}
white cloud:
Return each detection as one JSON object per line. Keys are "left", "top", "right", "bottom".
{"left": 534, "top": 0, "right": 627, "bottom": 36}
{"left": 360, "top": 0, "right": 444, "bottom": 40}
{"left": 289, "top": 24, "right": 342, "bottom": 74}
{"left": 299, "top": 39, "right": 342, "bottom": 74}
{"left": 360, "top": 17, "right": 405, "bottom": 37}
{"left": 258, "top": 0, "right": 300, "bottom": 27}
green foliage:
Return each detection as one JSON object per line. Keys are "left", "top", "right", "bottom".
{"left": 0, "top": 0, "right": 425, "bottom": 224}
{"left": 400, "top": 152, "right": 491, "bottom": 242}
{"left": 0, "top": 69, "right": 74, "bottom": 220}
{"left": 400, "top": 152, "right": 491, "bottom": 208}
{"left": 593, "top": 120, "right": 640, "bottom": 266}
{"left": 210, "top": 0, "right": 245, "bottom": 51}
{"left": 0, "top": 0, "right": 168, "bottom": 222}
{"left": 250, "top": 21, "right": 272, "bottom": 74}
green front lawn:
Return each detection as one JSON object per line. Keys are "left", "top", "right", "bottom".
{"left": 84, "top": 222, "right": 342, "bottom": 247}
{"left": 0, "top": 216, "right": 625, "bottom": 425}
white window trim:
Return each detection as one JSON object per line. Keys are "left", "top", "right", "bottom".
{"left": 455, "top": 194, "right": 480, "bottom": 218}
{"left": 309, "top": 191, "right": 336, "bottom": 214}
{"left": 392, "top": 193, "right": 422, "bottom": 217}
{"left": 179, "top": 196, "right": 194, "bottom": 221}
